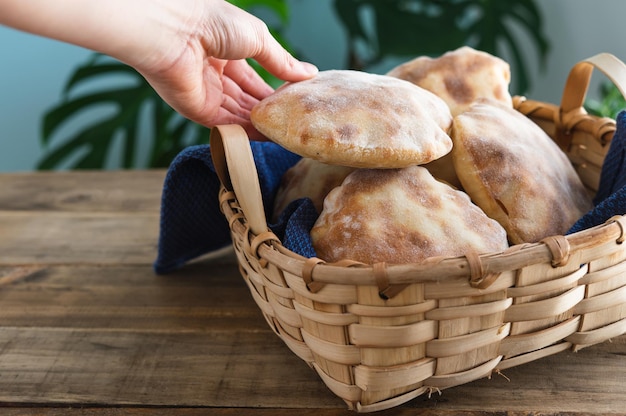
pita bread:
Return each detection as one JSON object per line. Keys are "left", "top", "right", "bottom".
{"left": 422, "top": 152, "right": 463, "bottom": 189}
{"left": 451, "top": 100, "right": 593, "bottom": 244}
{"left": 272, "top": 158, "right": 355, "bottom": 222}
{"left": 251, "top": 70, "right": 453, "bottom": 168}
{"left": 387, "top": 46, "right": 512, "bottom": 116}
{"left": 310, "top": 166, "right": 509, "bottom": 264}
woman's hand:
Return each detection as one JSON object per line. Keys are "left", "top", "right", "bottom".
{"left": 0, "top": 0, "right": 318, "bottom": 139}
{"left": 129, "top": 0, "right": 318, "bottom": 139}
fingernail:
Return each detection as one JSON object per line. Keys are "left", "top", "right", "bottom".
{"left": 300, "top": 62, "right": 319, "bottom": 76}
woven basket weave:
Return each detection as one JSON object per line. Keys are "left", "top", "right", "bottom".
{"left": 210, "top": 53, "right": 626, "bottom": 412}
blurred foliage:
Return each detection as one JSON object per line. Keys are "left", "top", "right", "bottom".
{"left": 334, "top": 0, "right": 550, "bottom": 95}
{"left": 39, "top": 55, "right": 208, "bottom": 169}
{"left": 40, "top": 0, "right": 550, "bottom": 170}
{"left": 586, "top": 81, "right": 626, "bottom": 119}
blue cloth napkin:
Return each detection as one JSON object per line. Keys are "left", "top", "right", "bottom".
{"left": 154, "top": 111, "right": 626, "bottom": 274}
{"left": 153, "top": 141, "right": 316, "bottom": 274}
{"left": 568, "top": 110, "right": 626, "bottom": 233}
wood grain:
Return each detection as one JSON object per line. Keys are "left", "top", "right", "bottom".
{"left": 0, "top": 170, "right": 624, "bottom": 415}
{"left": 0, "top": 410, "right": 621, "bottom": 416}
{"left": 0, "top": 171, "right": 163, "bottom": 266}
{"left": 0, "top": 170, "right": 165, "bottom": 212}
{"left": 5, "top": 409, "right": 618, "bottom": 416}
{"left": 0, "top": 212, "right": 159, "bottom": 265}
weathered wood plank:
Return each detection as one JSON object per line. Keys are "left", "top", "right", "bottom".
{"left": 0, "top": 326, "right": 623, "bottom": 411}
{"left": 1, "top": 409, "right": 618, "bottom": 416}
{"left": 0, "top": 262, "right": 338, "bottom": 408}
{"left": 0, "top": 212, "right": 160, "bottom": 265}
{"left": 0, "top": 170, "right": 164, "bottom": 265}
{"left": 0, "top": 409, "right": 588, "bottom": 416}
{"left": 0, "top": 263, "right": 260, "bottom": 331}
{"left": 0, "top": 326, "right": 338, "bottom": 407}
{"left": 0, "top": 170, "right": 227, "bottom": 266}
{"left": 0, "top": 170, "right": 166, "bottom": 212}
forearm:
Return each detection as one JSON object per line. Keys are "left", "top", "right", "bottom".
{"left": 0, "top": 0, "right": 198, "bottom": 68}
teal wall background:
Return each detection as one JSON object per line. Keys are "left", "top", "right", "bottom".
{"left": 1, "top": 0, "right": 626, "bottom": 171}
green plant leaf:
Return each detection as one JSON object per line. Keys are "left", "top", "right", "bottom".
{"left": 333, "top": 0, "right": 550, "bottom": 94}
{"left": 371, "top": 1, "right": 468, "bottom": 58}
{"left": 38, "top": 56, "right": 209, "bottom": 170}
{"left": 62, "top": 59, "right": 141, "bottom": 95}
{"left": 228, "top": 0, "right": 289, "bottom": 22}
{"left": 42, "top": 86, "right": 145, "bottom": 142}
{"left": 333, "top": 0, "right": 371, "bottom": 45}
{"left": 585, "top": 81, "right": 626, "bottom": 119}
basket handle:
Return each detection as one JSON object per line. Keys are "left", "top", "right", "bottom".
{"left": 560, "top": 53, "right": 626, "bottom": 119}
{"left": 210, "top": 125, "right": 268, "bottom": 235}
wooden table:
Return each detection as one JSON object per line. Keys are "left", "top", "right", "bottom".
{"left": 0, "top": 170, "right": 624, "bottom": 415}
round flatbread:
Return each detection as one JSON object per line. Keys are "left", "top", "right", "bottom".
{"left": 451, "top": 100, "right": 593, "bottom": 244}
{"left": 310, "top": 165, "right": 509, "bottom": 264}
{"left": 387, "top": 46, "right": 512, "bottom": 116}
{"left": 272, "top": 158, "right": 355, "bottom": 222}
{"left": 251, "top": 70, "right": 453, "bottom": 168}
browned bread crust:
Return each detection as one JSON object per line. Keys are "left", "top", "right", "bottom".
{"left": 311, "top": 165, "right": 509, "bottom": 264}
{"left": 251, "top": 70, "right": 453, "bottom": 169}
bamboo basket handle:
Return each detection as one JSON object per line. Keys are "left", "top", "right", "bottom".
{"left": 560, "top": 53, "right": 626, "bottom": 118}
{"left": 210, "top": 124, "right": 268, "bottom": 235}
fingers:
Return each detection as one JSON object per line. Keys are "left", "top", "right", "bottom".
{"left": 252, "top": 28, "right": 318, "bottom": 83}
{"left": 219, "top": 75, "right": 269, "bottom": 141}
{"left": 223, "top": 59, "right": 273, "bottom": 101}
{"left": 219, "top": 64, "right": 268, "bottom": 124}
{"left": 221, "top": 75, "right": 256, "bottom": 114}
{"left": 197, "top": 60, "right": 269, "bottom": 140}
{"left": 214, "top": 1, "right": 318, "bottom": 82}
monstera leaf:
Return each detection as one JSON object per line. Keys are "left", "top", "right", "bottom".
{"left": 39, "top": 55, "right": 207, "bottom": 170}
{"left": 334, "top": 0, "right": 550, "bottom": 94}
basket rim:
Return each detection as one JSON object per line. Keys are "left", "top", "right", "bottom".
{"left": 221, "top": 186, "right": 626, "bottom": 288}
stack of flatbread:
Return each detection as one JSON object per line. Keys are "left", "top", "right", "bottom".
{"left": 250, "top": 46, "right": 593, "bottom": 265}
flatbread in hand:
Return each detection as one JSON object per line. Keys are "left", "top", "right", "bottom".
{"left": 310, "top": 165, "right": 509, "bottom": 264}
{"left": 251, "top": 70, "right": 453, "bottom": 169}
{"left": 452, "top": 100, "right": 593, "bottom": 244}
{"left": 387, "top": 46, "right": 512, "bottom": 116}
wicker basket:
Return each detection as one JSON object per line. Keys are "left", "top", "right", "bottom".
{"left": 210, "top": 53, "right": 626, "bottom": 412}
